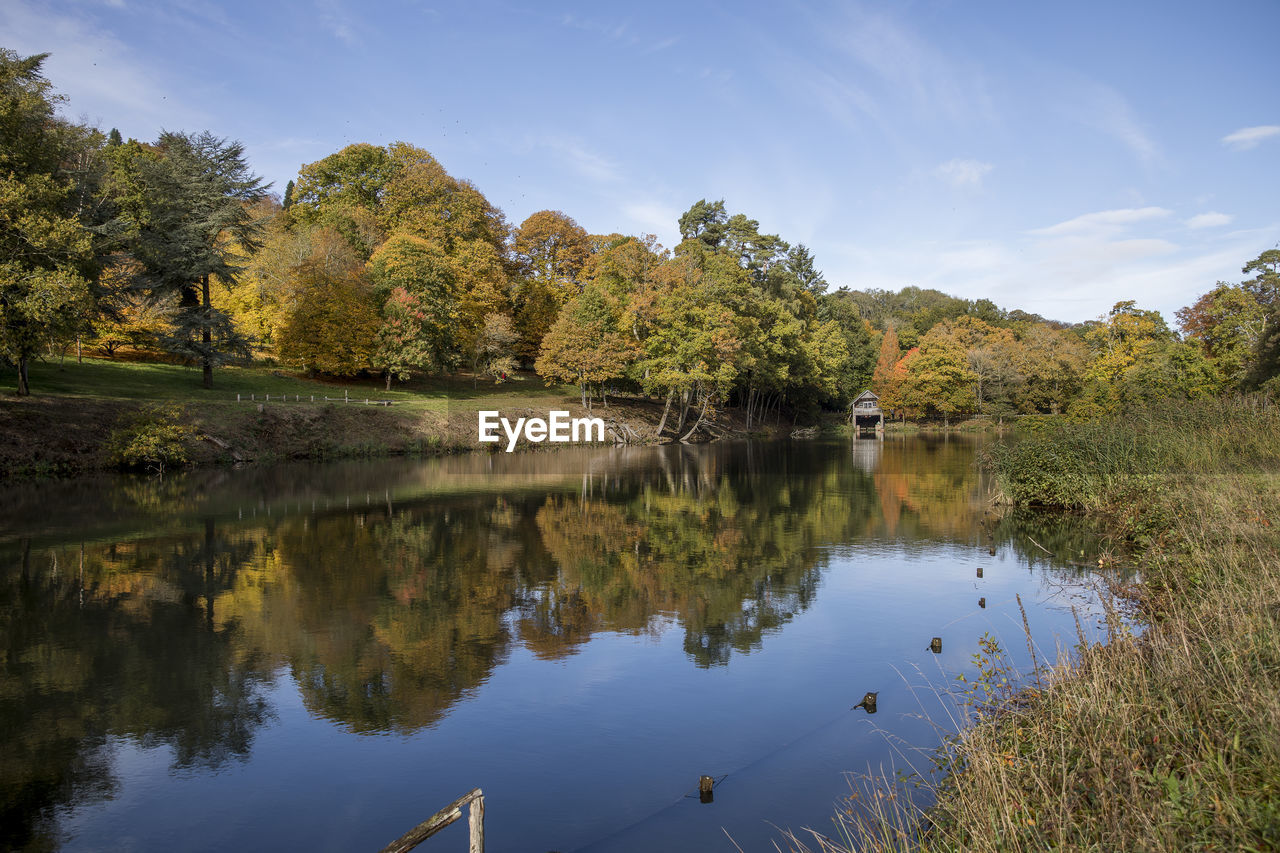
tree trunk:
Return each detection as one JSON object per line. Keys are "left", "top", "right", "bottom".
{"left": 16, "top": 356, "right": 30, "bottom": 396}
{"left": 385, "top": 370, "right": 392, "bottom": 391}
{"left": 676, "top": 389, "right": 690, "bottom": 434}
{"left": 680, "top": 394, "right": 713, "bottom": 442}
{"left": 655, "top": 391, "right": 673, "bottom": 439}
{"left": 201, "top": 275, "right": 213, "bottom": 389}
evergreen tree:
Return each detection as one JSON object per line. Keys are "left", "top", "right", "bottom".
{"left": 111, "top": 131, "right": 269, "bottom": 387}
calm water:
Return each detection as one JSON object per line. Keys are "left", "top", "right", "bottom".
{"left": 1, "top": 438, "right": 1104, "bottom": 852}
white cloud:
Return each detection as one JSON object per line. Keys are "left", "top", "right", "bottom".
{"left": 0, "top": 0, "right": 205, "bottom": 134}
{"left": 1031, "top": 206, "right": 1172, "bottom": 237}
{"left": 1222, "top": 125, "right": 1280, "bottom": 150}
{"left": 621, "top": 201, "right": 680, "bottom": 242}
{"left": 1185, "top": 212, "right": 1233, "bottom": 229}
{"left": 1062, "top": 79, "right": 1162, "bottom": 166}
{"left": 934, "top": 159, "right": 993, "bottom": 188}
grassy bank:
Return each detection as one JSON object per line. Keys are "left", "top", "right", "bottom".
{"left": 0, "top": 357, "right": 629, "bottom": 477}
{"left": 797, "top": 398, "right": 1280, "bottom": 852}
{"left": 0, "top": 357, "right": 741, "bottom": 477}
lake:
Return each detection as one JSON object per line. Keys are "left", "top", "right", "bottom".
{"left": 0, "top": 437, "right": 1105, "bottom": 852}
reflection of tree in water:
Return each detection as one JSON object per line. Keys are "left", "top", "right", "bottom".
{"left": 0, "top": 527, "right": 274, "bottom": 851}
{"left": 533, "top": 442, "right": 878, "bottom": 667}
{"left": 0, "top": 439, "right": 1105, "bottom": 847}
{"left": 268, "top": 501, "right": 528, "bottom": 733}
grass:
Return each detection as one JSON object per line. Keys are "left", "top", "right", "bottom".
{"left": 787, "top": 397, "right": 1280, "bottom": 853}
{"left": 0, "top": 356, "right": 602, "bottom": 477}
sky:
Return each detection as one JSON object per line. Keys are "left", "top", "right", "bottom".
{"left": 5, "top": 0, "right": 1278, "bottom": 325}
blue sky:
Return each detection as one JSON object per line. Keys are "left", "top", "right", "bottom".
{"left": 7, "top": 0, "right": 1278, "bottom": 324}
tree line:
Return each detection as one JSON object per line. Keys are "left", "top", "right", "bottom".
{"left": 3, "top": 48, "right": 1278, "bottom": 423}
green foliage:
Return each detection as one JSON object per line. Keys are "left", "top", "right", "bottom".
{"left": 107, "top": 403, "right": 196, "bottom": 472}
{"left": 0, "top": 49, "right": 97, "bottom": 395}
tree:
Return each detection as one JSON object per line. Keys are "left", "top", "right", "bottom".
{"left": 0, "top": 50, "right": 96, "bottom": 395}
{"left": 276, "top": 259, "right": 379, "bottom": 375}
{"left": 1240, "top": 248, "right": 1280, "bottom": 390}
{"left": 472, "top": 313, "right": 519, "bottom": 383}
{"left": 787, "top": 244, "right": 827, "bottom": 294}
{"left": 1018, "top": 323, "right": 1086, "bottom": 414}
{"left": 1177, "top": 282, "right": 1266, "bottom": 385}
{"left": 512, "top": 210, "right": 590, "bottom": 359}
{"left": 900, "top": 333, "right": 976, "bottom": 426}
{"left": 110, "top": 131, "right": 269, "bottom": 387}
{"left": 677, "top": 199, "right": 728, "bottom": 248}
{"left": 870, "top": 324, "right": 902, "bottom": 413}
{"left": 536, "top": 283, "right": 635, "bottom": 409}
{"left": 367, "top": 233, "right": 459, "bottom": 384}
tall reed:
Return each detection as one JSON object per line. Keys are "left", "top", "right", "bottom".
{"left": 789, "top": 397, "right": 1280, "bottom": 852}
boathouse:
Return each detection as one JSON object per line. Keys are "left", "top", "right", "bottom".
{"left": 848, "top": 390, "right": 884, "bottom": 437}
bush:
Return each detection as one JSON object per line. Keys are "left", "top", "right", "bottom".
{"left": 107, "top": 403, "right": 196, "bottom": 473}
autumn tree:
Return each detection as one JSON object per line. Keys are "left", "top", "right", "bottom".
{"left": 472, "top": 313, "right": 519, "bottom": 383}
{"left": 511, "top": 210, "right": 590, "bottom": 359}
{"left": 0, "top": 50, "right": 97, "bottom": 395}
{"left": 536, "top": 282, "right": 635, "bottom": 409}
{"left": 899, "top": 330, "right": 976, "bottom": 426}
{"left": 1018, "top": 323, "right": 1086, "bottom": 414}
{"left": 367, "top": 233, "right": 459, "bottom": 385}
{"left": 870, "top": 324, "right": 902, "bottom": 413}
{"left": 1177, "top": 282, "right": 1266, "bottom": 385}
{"left": 276, "top": 259, "right": 379, "bottom": 375}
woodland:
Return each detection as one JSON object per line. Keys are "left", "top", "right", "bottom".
{"left": 4, "top": 48, "right": 1279, "bottom": 430}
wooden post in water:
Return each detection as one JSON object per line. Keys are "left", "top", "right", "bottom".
{"left": 976, "top": 567, "right": 984, "bottom": 578}
{"left": 699, "top": 775, "right": 714, "bottom": 803}
{"left": 929, "top": 637, "right": 942, "bottom": 654}
{"left": 978, "top": 597, "right": 986, "bottom": 608}
{"left": 379, "top": 788, "right": 484, "bottom": 853}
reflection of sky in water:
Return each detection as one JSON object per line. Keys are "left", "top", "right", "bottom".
{"left": 5, "top": 439, "right": 1106, "bottom": 852}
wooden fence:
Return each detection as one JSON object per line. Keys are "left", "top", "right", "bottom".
{"left": 234, "top": 392, "right": 393, "bottom": 406}
{"left": 378, "top": 788, "right": 484, "bottom": 853}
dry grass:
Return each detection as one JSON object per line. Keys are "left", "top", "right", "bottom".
{"left": 788, "top": 398, "right": 1280, "bottom": 853}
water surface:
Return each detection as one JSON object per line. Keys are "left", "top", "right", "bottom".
{"left": 1, "top": 438, "right": 1103, "bottom": 851}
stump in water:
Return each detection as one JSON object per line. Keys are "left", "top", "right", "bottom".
{"left": 978, "top": 597, "right": 986, "bottom": 609}
{"left": 976, "top": 567, "right": 984, "bottom": 578}
{"left": 852, "top": 692, "right": 878, "bottom": 714}
{"left": 929, "top": 637, "right": 942, "bottom": 654}
{"left": 699, "top": 775, "right": 715, "bottom": 803}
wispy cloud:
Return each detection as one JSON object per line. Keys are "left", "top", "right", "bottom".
{"left": 0, "top": 0, "right": 205, "bottom": 132}
{"left": 935, "top": 158, "right": 992, "bottom": 188}
{"left": 829, "top": 8, "right": 994, "bottom": 124}
{"left": 1222, "top": 125, "right": 1280, "bottom": 150}
{"left": 621, "top": 201, "right": 680, "bottom": 240}
{"left": 316, "top": 0, "right": 359, "bottom": 46}
{"left": 1185, "top": 211, "right": 1233, "bottom": 229}
{"left": 1070, "top": 81, "right": 1163, "bottom": 166}
{"left": 535, "top": 136, "right": 622, "bottom": 184}
{"left": 1031, "top": 206, "right": 1172, "bottom": 237}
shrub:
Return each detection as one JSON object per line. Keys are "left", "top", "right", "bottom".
{"left": 106, "top": 403, "right": 196, "bottom": 473}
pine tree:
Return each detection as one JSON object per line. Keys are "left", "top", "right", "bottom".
{"left": 112, "top": 131, "right": 268, "bottom": 387}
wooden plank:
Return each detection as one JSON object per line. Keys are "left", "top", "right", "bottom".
{"left": 378, "top": 789, "right": 481, "bottom": 853}
{"left": 468, "top": 793, "right": 484, "bottom": 853}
